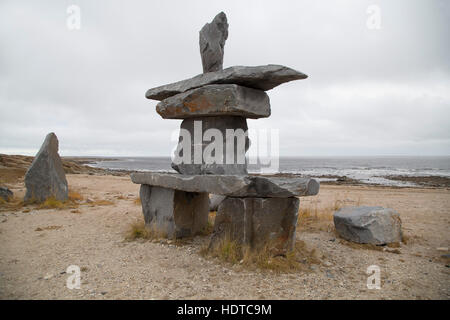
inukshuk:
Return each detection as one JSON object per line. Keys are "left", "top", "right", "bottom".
{"left": 131, "top": 12, "right": 319, "bottom": 253}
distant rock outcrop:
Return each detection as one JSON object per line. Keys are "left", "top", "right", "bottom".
{"left": 0, "top": 186, "right": 13, "bottom": 202}
{"left": 24, "top": 133, "right": 68, "bottom": 202}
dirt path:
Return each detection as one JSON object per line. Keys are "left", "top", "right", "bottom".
{"left": 0, "top": 174, "right": 449, "bottom": 299}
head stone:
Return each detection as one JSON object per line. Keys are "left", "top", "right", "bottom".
{"left": 199, "top": 12, "right": 228, "bottom": 73}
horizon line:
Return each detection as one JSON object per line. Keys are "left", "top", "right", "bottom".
{"left": 2, "top": 152, "right": 450, "bottom": 158}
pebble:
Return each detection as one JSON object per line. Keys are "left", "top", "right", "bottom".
{"left": 43, "top": 273, "right": 53, "bottom": 280}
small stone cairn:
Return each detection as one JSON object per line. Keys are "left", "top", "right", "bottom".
{"left": 131, "top": 12, "right": 319, "bottom": 253}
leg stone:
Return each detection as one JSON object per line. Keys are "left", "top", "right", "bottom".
{"left": 139, "top": 185, "right": 209, "bottom": 238}
{"left": 210, "top": 197, "right": 300, "bottom": 253}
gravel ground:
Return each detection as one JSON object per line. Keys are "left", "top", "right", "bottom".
{"left": 0, "top": 174, "right": 449, "bottom": 299}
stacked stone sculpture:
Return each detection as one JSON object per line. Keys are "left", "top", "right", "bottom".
{"left": 131, "top": 12, "right": 319, "bottom": 253}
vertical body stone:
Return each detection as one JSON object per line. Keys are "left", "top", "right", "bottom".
{"left": 172, "top": 116, "right": 249, "bottom": 175}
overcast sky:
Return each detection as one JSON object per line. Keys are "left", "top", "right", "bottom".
{"left": 1, "top": 0, "right": 449, "bottom": 157}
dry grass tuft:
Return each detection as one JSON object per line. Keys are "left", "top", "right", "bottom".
{"left": 400, "top": 233, "right": 424, "bottom": 246}
{"left": 1, "top": 188, "right": 86, "bottom": 212}
{"left": 297, "top": 203, "right": 335, "bottom": 233}
{"left": 296, "top": 196, "right": 360, "bottom": 233}
{"left": 0, "top": 196, "right": 28, "bottom": 212}
{"left": 87, "top": 199, "right": 115, "bottom": 207}
{"left": 68, "top": 191, "right": 83, "bottom": 201}
{"left": 202, "top": 236, "right": 321, "bottom": 273}
{"left": 198, "top": 211, "right": 216, "bottom": 236}
{"left": 125, "top": 214, "right": 213, "bottom": 244}
{"left": 402, "top": 234, "right": 410, "bottom": 244}
{"left": 38, "top": 198, "right": 65, "bottom": 209}
{"left": 38, "top": 197, "right": 79, "bottom": 210}
{"left": 35, "top": 225, "right": 62, "bottom": 231}
{"left": 244, "top": 240, "right": 321, "bottom": 272}
{"left": 124, "top": 221, "right": 168, "bottom": 241}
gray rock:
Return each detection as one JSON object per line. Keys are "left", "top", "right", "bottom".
{"left": 156, "top": 84, "right": 270, "bottom": 119}
{"left": 244, "top": 176, "right": 320, "bottom": 198}
{"left": 139, "top": 185, "right": 209, "bottom": 238}
{"left": 209, "top": 194, "right": 226, "bottom": 211}
{"left": 0, "top": 186, "right": 13, "bottom": 202}
{"left": 131, "top": 172, "right": 320, "bottom": 198}
{"left": 24, "top": 133, "right": 68, "bottom": 203}
{"left": 146, "top": 65, "right": 307, "bottom": 101}
{"left": 199, "top": 12, "right": 228, "bottom": 73}
{"left": 171, "top": 116, "right": 249, "bottom": 175}
{"left": 210, "top": 197, "right": 299, "bottom": 253}
{"left": 333, "top": 206, "right": 402, "bottom": 245}
{"left": 133, "top": 173, "right": 248, "bottom": 196}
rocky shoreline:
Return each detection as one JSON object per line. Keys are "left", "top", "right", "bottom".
{"left": 380, "top": 175, "right": 450, "bottom": 189}
{"left": 253, "top": 172, "right": 450, "bottom": 189}
{"left": 1, "top": 154, "right": 448, "bottom": 189}
{"left": 0, "top": 154, "right": 130, "bottom": 185}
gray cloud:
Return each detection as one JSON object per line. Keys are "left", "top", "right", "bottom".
{"left": 0, "top": 0, "right": 449, "bottom": 156}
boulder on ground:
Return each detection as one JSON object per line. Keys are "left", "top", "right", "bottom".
{"left": 0, "top": 186, "right": 13, "bottom": 202}
{"left": 333, "top": 206, "right": 402, "bottom": 245}
{"left": 24, "top": 133, "right": 68, "bottom": 203}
